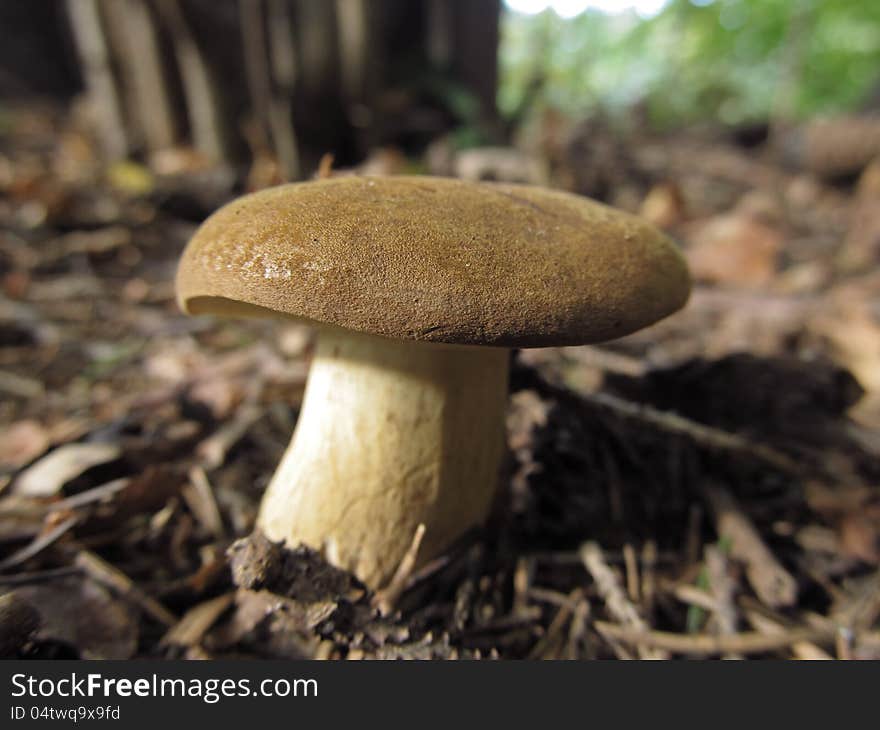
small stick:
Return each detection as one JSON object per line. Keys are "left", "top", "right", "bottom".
{"left": 182, "top": 467, "right": 225, "bottom": 539}
{"left": 831, "top": 568, "right": 880, "bottom": 632}
{"left": 704, "top": 484, "right": 797, "bottom": 608}
{"left": 580, "top": 541, "right": 667, "bottom": 659}
{"left": 512, "top": 557, "right": 532, "bottom": 615}
{"left": 529, "top": 586, "right": 579, "bottom": 608}
{"left": 527, "top": 589, "right": 583, "bottom": 660}
{"left": 0, "top": 516, "right": 79, "bottom": 571}
{"left": 566, "top": 598, "right": 590, "bottom": 659}
{"left": 595, "top": 622, "right": 834, "bottom": 656}
{"left": 581, "top": 391, "right": 800, "bottom": 473}
{"left": 75, "top": 550, "right": 178, "bottom": 627}
{"left": 197, "top": 403, "right": 262, "bottom": 470}
{"left": 743, "top": 609, "right": 832, "bottom": 660}
{"left": 160, "top": 593, "right": 234, "bottom": 649}
{"left": 49, "top": 478, "right": 129, "bottom": 511}
{"left": 705, "top": 545, "right": 742, "bottom": 659}
{"left": 836, "top": 627, "right": 854, "bottom": 660}
{"left": 373, "top": 523, "right": 426, "bottom": 616}
{"left": 623, "top": 543, "right": 640, "bottom": 603}
{"left": 684, "top": 503, "right": 703, "bottom": 567}
{"left": 0, "top": 566, "right": 81, "bottom": 586}
{"left": 640, "top": 540, "right": 658, "bottom": 620}
{"left": 669, "top": 582, "right": 718, "bottom": 612}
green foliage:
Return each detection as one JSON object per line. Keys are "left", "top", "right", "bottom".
{"left": 499, "top": 0, "right": 880, "bottom": 129}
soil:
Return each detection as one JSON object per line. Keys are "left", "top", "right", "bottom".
{"left": 1, "top": 101, "right": 878, "bottom": 659}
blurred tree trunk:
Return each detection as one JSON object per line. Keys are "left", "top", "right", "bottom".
{"left": 10, "top": 0, "right": 502, "bottom": 175}
{"left": 155, "top": 0, "right": 228, "bottom": 163}
{"left": 65, "top": 0, "right": 129, "bottom": 159}
{"left": 101, "top": 0, "right": 178, "bottom": 155}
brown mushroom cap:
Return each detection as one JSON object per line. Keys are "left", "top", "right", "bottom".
{"left": 176, "top": 176, "right": 690, "bottom": 347}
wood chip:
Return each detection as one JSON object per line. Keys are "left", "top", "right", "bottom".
{"left": 160, "top": 592, "right": 234, "bottom": 649}
{"left": 704, "top": 484, "right": 798, "bottom": 608}
{"left": 182, "top": 466, "right": 225, "bottom": 538}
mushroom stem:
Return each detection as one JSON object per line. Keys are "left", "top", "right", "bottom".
{"left": 257, "top": 326, "right": 509, "bottom": 588}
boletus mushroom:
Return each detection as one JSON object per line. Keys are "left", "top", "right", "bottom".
{"left": 176, "top": 176, "right": 690, "bottom": 588}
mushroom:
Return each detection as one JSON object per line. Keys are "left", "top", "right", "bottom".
{"left": 176, "top": 176, "right": 690, "bottom": 588}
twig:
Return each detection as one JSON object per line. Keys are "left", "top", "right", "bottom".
{"left": 580, "top": 541, "right": 667, "bottom": 659}
{"left": 831, "top": 569, "right": 880, "bottom": 633}
{"left": 594, "top": 622, "right": 834, "bottom": 656}
{"left": 75, "top": 550, "right": 178, "bottom": 627}
{"left": 196, "top": 403, "right": 262, "bottom": 470}
{"left": 685, "top": 504, "right": 703, "bottom": 567}
{"left": 705, "top": 545, "right": 742, "bottom": 659}
{"left": 836, "top": 628, "right": 854, "bottom": 660}
{"left": 528, "top": 586, "right": 579, "bottom": 608}
{"left": 640, "top": 540, "right": 658, "bottom": 621}
{"left": 0, "top": 516, "right": 79, "bottom": 571}
{"left": 182, "top": 467, "right": 225, "bottom": 539}
{"left": 704, "top": 484, "right": 798, "bottom": 608}
{"left": 373, "top": 523, "right": 426, "bottom": 616}
{"left": 623, "top": 543, "right": 640, "bottom": 603}
{"left": 49, "top": 478, "right": 129, "bottom": 511}
{"left": 160, "top": 593, "right": 234, "bottom": 649}
{"left": 581, "top": 391, "right": 800, "bottom": 473}
{"left": 512, "top": 557, "right": 532, "bottom": 615}
{"left": 669, "top": 582, "right": 718, "bottom": 612}
{"left": 0, "top": 567, "right": 81, "bottom": 586}
{"left": 566, "top": 597, "right": 590, "bottom": 659}
{"left": 527, "top": 589, "right": 583, "bottom": 659}
{"left": 742, "top": 607, "right": 832, "bottom": 660}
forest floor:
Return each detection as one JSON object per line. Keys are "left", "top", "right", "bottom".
{"left": 1, "top": 101, "right": 878, "bottom": 659}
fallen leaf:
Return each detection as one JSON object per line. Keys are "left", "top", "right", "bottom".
{"left": 13, "top": 442, "right": 121, "bottom": 497}
{"left": 686, "top": 199, "right": 784, "bottom": 288}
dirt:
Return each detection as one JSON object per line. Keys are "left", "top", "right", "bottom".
{"left": 0, "top": 101, "right": 878, "bottom": 659}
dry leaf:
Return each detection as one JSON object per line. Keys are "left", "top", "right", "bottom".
{"left": 686, "top": 203, "right": 784, "bottom": 288}
{"left": 13, "top": 442, "right": 121, "bottom": 497}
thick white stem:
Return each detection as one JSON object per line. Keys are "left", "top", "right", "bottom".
{"left": 257, "top": 327, "right": 509, "bottom": 588}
